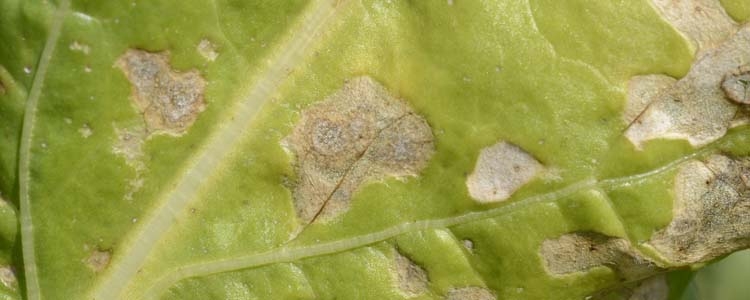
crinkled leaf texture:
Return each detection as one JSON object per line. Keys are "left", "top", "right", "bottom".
{"left": 1, "top": 0, "right": 749, "bottom": 300}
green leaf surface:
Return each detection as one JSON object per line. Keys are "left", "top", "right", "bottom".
{"left": 1, "top": 0, "right": 748, "bottom": 299}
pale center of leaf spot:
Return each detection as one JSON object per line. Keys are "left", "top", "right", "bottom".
{"left": 466, "top": 141, "right": 543, "bottom": 203}
{"left": 283, "top": 76, "right": 434, "bottom": 227}
{"left": 540, "top": 232, "right": 660, "bottom": 281}
{"left": 649, "top": 154, "right": 750, "bottom": 264}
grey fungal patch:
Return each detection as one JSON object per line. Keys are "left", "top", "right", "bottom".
{"left": 283, "top": 76, "right": 434, "bottom": 226}
{"left": 446, "top": 287, "right": 496, "bottom": 300}
{"left": 623, "top": 75, "right": 676, "bottom": 125}
{"left": 85, "top": 249, "right": 112, "bottom": 273}
{"left": 393, "top": 250, "right": 429, "bottom": 297}
{"left": 649, "top": 155, "right": 750, "bottom": 264}
{"left": 540, "top": 232, "right": 660, "bottom": 281}
{"left": 116, "top": 49, "right": 206, "bottom": 135}
{"left": 197, "top": 39, "right": 219, "bottom": 62}
{"left": 466, "top": 141, "right": 543, "bottom": 203}
{"left": 721, "top": 64, "right": 750, "bottom": 104}
{"left": 624, "top": 24, "right": 750, "bottom": 149}
{"left": 649, "top": 0, "right": 737, "bottom": 53}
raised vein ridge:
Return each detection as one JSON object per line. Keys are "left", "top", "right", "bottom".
{"left": 90, "top": 1, "right": 344, "bottom": 299}
{"left": 143, "top": 146, "right": 711, "bottom": 299}
{"left": 17, "top": 1, "right": 71, "bottom": 299}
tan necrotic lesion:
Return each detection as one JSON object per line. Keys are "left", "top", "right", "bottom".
{"left": 465, "top": 141, "right": 544, "bottom": 203}
{"left": 392, "top": 249, "right": 429, "bottom": 297}
{"left": 540, "top": 231, "right": 661, "bottom": 281}
{"left": 649, "top": 154, "right": 750, "bottom": 265}
{"left": 283, "top": 76, "right": 434, "bottom": 226}
{"left": 116, "top": 49, "right": 206, "bottom": 136}
{"left": 624, "top": 1, "right": 750, "bottom": 149}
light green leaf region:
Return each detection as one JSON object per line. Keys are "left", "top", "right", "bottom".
{"left": 0, "top": 0, "right": 748, "bottom": 299}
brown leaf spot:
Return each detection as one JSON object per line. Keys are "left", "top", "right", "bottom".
{"left": 116, "top": 49, "right": 206, "bottom": 135}
{"left": 649, "top": 154, "right": 750, "bottom": 264}
{"left": 624, "top": 24, "right": 750, "bottom": 149}
{"left": 540, "top": 232, "right": 660, "bottom": 281}
{"left": 283, "top": 76, "right": 434, "bottom": 226}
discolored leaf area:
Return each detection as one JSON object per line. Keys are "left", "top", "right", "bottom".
{"left": 1, "top": 0, "right": 750, "bottom": 300}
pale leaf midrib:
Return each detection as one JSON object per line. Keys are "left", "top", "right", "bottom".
{"left": 90, "top": 1, "right": 343, "bottom": 299}
{"left": 17, "top": 1, "right": 70, "bottom": 299}
{"left": 143, "top": 145, "right": 710, "bottom": 298}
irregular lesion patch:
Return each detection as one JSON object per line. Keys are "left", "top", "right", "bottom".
{"left": 283, "top": 76, "right": 434, "bottom": 226}
{"left": 540, "top": 232, "right": 661, "bottom": 282}
{"left": 649, "top": 154, "right": 750, "bottom": 264}
{"left": 116, "top": 49, "right": 206, "bottom": 136}
{"left": 112, "top": 49, "right": 207, "bottom": 201}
